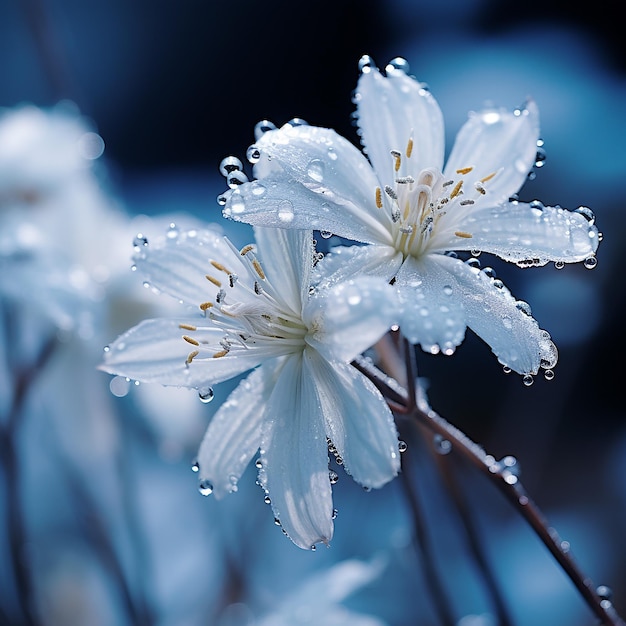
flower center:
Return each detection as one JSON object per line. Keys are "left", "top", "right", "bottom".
{"left": 375, "top": 141, "right": 497, "bottom": 259}
{"left": 181, "top": 240, "right": 308, "bottom": 365}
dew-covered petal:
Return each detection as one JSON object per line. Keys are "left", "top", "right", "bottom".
{"left": 99, "top": 318, "right": 263, "bottom": 387}
{"left": 306, "top": 352, "right": 400, "bottom": 489}
{"left": 304, "top": 276, "right": 399, "bottom": 363}
{"left": 450, "top": 200, "right": 600, "bottom": 266}
{"left": 259, "top": 352, "right": 333, "bottom": 549}
{"left": 444, "top": 102, "right": 540, "bottom": 206}
{"left": 313, "top": 243, "right": 403, "bottom": 289}
{"left": 355, "top": 64, "right": 444, "bottom": 188}
{"left": 253, "top": 226, "right": 313, "bottom": 315}
{"left": 134, "top": 228, "right": 245, "bottom": 307}
{"left": 427, "top": 254, "right": 557, "bottom": 374}
{"left": 196, "top": 366, "right": 272, "bottom": 499}
{"left": 394, "top": 256, "right": 467, "bottom": 355}
{"left": 224, "top": 175, "right": 391, "bottom": 246}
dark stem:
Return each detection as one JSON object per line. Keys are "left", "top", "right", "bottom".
{"left": 356, "top": 340, "right": 625, "bottom": 626}
{"left": 399, "top": 433, "right": 457, "bottom": 626}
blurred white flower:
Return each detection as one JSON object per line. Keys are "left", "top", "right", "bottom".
{"left": 221, "top": 56, "right": 599, "bottom": 377}
{"left": 101, "top": 225, "right": 402, "bottom": 549}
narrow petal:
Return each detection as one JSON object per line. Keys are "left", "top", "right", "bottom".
{"left": 258, "top": 353, "right": 334, "bottom": 549}
{"left": 224, "top": 176, "right": 392, "bottom": 245}
{"left": 356, "top": 64, "right": 445, "bottom": 187}
{"left": 306, "top": 351, "right": 400, "bottom": 489}
{"left": 427, "top": 254, "right": 557, "bottom": 374}
{"left": 253, "top": 226, "right": 312, "bottom": 314}
{"left": 443, "top": 101, "right": 540, "bottom": 205}
{"left": 196, "top": 366, "right": 272, "bottom": 499}
{"left": 99, "top": 318, "right": 262, "bottom": 387}
{"left": 451, "top": 201, "right": 600, "bottom": 266}
{"left": 313, "top": 243, "right": 403, "bottom": 289}
{"left": 304, "top": 276, "right": 399, "bottom": 363}
{"left": 395, "top": 256, "right": 467, "bottom": 355}
{"left": 134, "top": 228, "right": 245, "bottom": 307}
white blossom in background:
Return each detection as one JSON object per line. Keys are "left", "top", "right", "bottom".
{"left": 101, "top": 225, "right": 402, "bottom": 549}
{"left": 220, "top": 55, "right": 600, "bottom": 379}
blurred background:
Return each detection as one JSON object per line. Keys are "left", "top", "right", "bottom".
{"left": 1, "top": 0, "right": 624, "bottom": 625}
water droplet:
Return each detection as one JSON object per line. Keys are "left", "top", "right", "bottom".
{"left": 255, "top": 458, "right": 263, "bottom": 469}
{"left": 287, "top": 117, "right": 308, "bottom": 127}
{"left": 433, "top": 434, "right": 451, "bottom": 455}
{"left": 554, "top": 260, "right": 565, "bottom": 270}
{"left": 274, "top": 517, "right": 281, "bottom": 526}
{"left": 502, "top": 365, "right": 512, "bottom": 374}
{"left": 217, "top": 194, "right": 228, "bottom": 206}
{"left": 443, "top": 285, "right": 453, "bottom": 296}
{"left": 358, "top": 54, "right": 376, "bottom": 74}
{"left": 310, "top": 544, "right": 316, "bottom": 551}
{"left": 331, "top": 508, "right": 338, "bottom": 519}
{"left": 198, "top": 479, "right": 214, "bottom": 496}
{"left": 246, "top": 144, "right": 261, "bottom": 163}
{"left": 198, "top": 387, "right": 214, "bottom": 403}
{"left": 103, "top": 345, "right": 110, "bottom": 353}
{"left": 501, "top": 455, "right": 520, "bottom": 476}
{"left": 133, "top": 234, "right": 148, "bottom": 250}
{"left": 109, "top": 375, "right": 130, "bottom": 398}
{"left": 167, "top": 223, "right": 179, "bottom": 239}
{"left": 544, "top": 369, "right": 555, "bottom": 381}
{"left": 534, "top": 146, "right": 546, "bottom": 168}
{"left": 597, "top": 585, "right": 613, "bottom": 601}
{"left": 522, "top": 374, "right": 534, "bottom": 387}
{"left": 327, "top": 147, "right": 338, "bottom": 160}
{"left": 583, "top": 256, "right": 597, "bottom": 270}
{"left": 398, "top": 440, "right": 408, "bottom": 453}
{"left": 319, "top": 230, "right": 332, "bottom": 239}
{"left": 191, "top": 460, "right": 199, "bottom": 473}
{"left": 278, "top": 199, "right": 295, "bottom": 223}
{"left": 574, "top": 206, "right": 595, "bottom": 224}
{"left": 254, "top": 119, "right": 277, "bottom": 140}
{"left": 385, "top": 57, "right": 410, "bottom": 74}
{"left": 329, "top": 470, "right": 339, "bottom": 485}
{"left": 516, "top": 300, "right": 532, "bottom": 316}
{"left": 264, "top": 495, "right": 271, "bottom": 504}
{"left": 227, "top": 170, "right": 249, "bottom": 188}
{"left": 219, "top": 156, "right": 243, "bottom": 177}
{"left": 307, "top": 159, "right": 325, "bottom": 182}
{"left": 250, "top": 181, "right": 266, "bottom": 196}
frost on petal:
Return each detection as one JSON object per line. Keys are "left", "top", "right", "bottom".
{"left": 453, "top": 201, "right": 600, "bottom": 266}
{"left": 304, "top": 276, "right": 399, "bottom": 363}
{"left": 443, "top": 101, "right": 540, "bottom": 206}
{"left": 258, "top": 353, "right": 334, "bottom": 549}
{"left": 305, "top": 352, "right": 400, "bottom": 489}
{"left": 253, "top": 226, "right": 312, "bottom": 315}
{"left": 356, "top": 63, "right": 445, "bottom": 187}
{"left": 395, "top": 256, "right": 467, "bottom": 355}
{"left": 99, "top": 318, "right": 261, "bottom": 387}
{"left": 196, "top": 366, "right": 272, "bottom": 499}
{"left": 133, "top": 227, "right": 245, "bottom": 307}
{"left": 431, "top": 255, "right": 557, "bottom": 374}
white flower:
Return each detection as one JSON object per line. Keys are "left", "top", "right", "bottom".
{"left": 220, "top": 56, "right": 600, "bottom": 377}
{"left": 100, "top": 225, "right": 401, "bottom": 549}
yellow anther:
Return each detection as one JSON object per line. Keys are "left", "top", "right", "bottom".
{"left": 252, "top": 259, "right": 266, "bottom": 280}
{"left": 186, "top": 350, "right": 199, "bottom": 364}
{"left": 449, "top": 180, "right": 464, "bottom": 199}
{"left": 212, "top": 350, "right": 229, "bottom": 358}
{"left": 200, "top": 302, "right": 213, "bottom": 311}
{"left": 179, "top": 323, "right": 197, "bottom": 331}
{"left": 394, "top": 154, "right": 401, "bottom": 172}
{"left": 375, "top": 186, "right": 383, "bottom": 209}
{"left": 454, "top": 231, "right": 473, "bottom": 238}
{"left": 183, "top": 335, "right": 200, "bottom": 346}
{"left": 240, "top": 244, "right": 254, "bottom": 256}
{"left": 480, "top": 171, "right": 496, "bottom": 183}
{"left": 205, "top": 274, "right": 222, "bottom": 287}
{"left": 406, "top": 136, "right": 414, "bottom": 158}
{"left": 210, "top": 260, "right": 231, "bottom": 273}
{"left": 456, "top": 167, "right": 473, "bottom": 175}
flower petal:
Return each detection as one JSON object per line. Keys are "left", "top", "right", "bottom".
{"left": 253, "top": 226, "right": 312, "bottom": 315}
{"left": 313, "top": 243, "right": 403, "bottom": 288}
{"left": 355, "top": 64, "right": 445, "bottom": 187}
{"left": 451, "top": 201, "right": 600, "bottom": 265}
{"left": 99, "top": 318, "right": 262, "bottom": 387}
{"left": 444, "top": 101, "right": 540, "bottom": 205}
{"left": 134, "top": 227, "right": 245, "bottom": 307}
{"left": 304, "top": 276, "right": 399, "bottom": 363}
{"left": 395, "top": 256, "right": 468, "bottom": 355}
{"left": 258, "top": 353, "right": 334, "bottom": 549}
{"left": 196, "top": 366, "right": 271, "bottom": 499}
{"left": 306, "top": 352, "right": 400, "bottom": 489}
{"left": 426, "top": 255, "right": 557, "bottom": 374}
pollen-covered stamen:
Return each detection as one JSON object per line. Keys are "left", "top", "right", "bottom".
{"left": 390, "top": 150, "right": 402, "bottom": 172}
{"left": 186, "top": 350, "right": 199, "bottom": 364}
{"left": 375, "top": 186, "right": 383, "bottom": 209}
{"left": 206, "top": 274, "right": 222, "bottom": 288}
{"left": 183, "top": 335, "right": 200, "bottom": 346}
